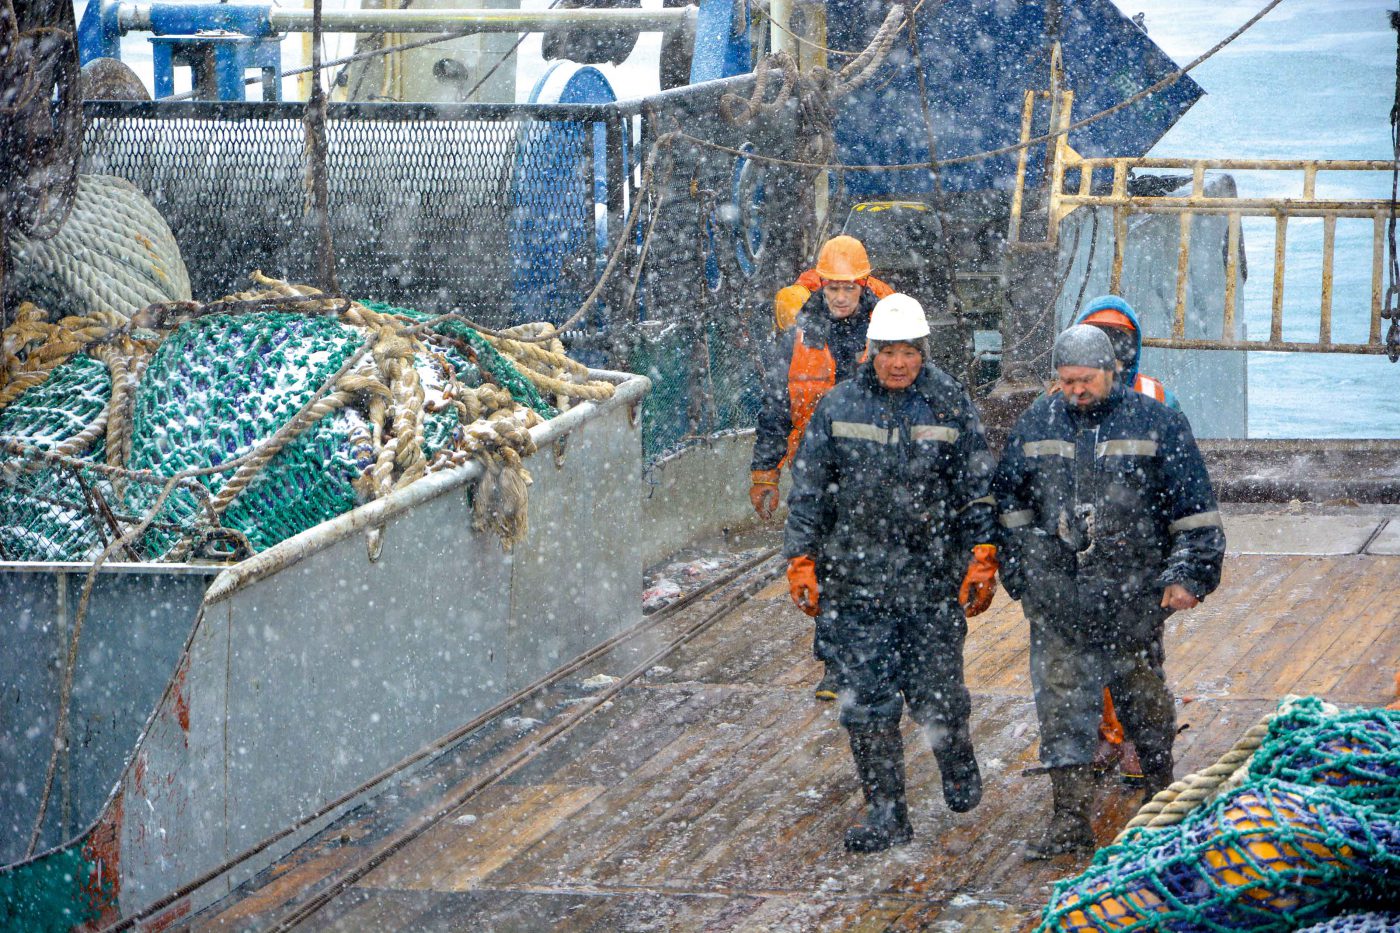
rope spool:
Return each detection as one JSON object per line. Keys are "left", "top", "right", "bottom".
{"left": 7, "top": 174, "right": 192, "bottom": 320}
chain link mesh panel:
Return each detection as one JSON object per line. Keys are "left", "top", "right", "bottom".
{"left": 78, "top": 82, "right": 804, "bottom": 468}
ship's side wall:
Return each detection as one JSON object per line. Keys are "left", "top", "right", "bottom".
{"left": 0, "top": 566, "right": 217, "bottom": 865}
{"left": 92, "top": 376, "right": 645, "bottom": 919}
{"left": 639, "top": 431, "right": 777, "bottom": 567}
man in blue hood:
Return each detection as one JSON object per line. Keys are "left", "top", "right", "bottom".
{"left": 1074, "top": 295, "right": 1181, "bottom": 783}
{"left": 1074, "top": 295, "right": 1179, "bottom": 410}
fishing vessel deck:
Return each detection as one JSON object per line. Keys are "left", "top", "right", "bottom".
{"left": 189, "top": 504, "right": 1400, "bottom": 932}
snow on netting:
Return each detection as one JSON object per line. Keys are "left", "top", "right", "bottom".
{"left": 1037, "top": 699, "right": 1400, "bottom": 933}
{"left": 1295, "top": 914, "right": 1400, "bottom": 933}
{"left": 0, "top": 287, "right": 599, "bottom": 562}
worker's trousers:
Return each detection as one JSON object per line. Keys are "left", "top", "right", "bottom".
{"left": 1027, "top": 605, "right": 1175, "bottom": 771}
{"left": 825, "top": 592, "right": 971, "bottom": 746}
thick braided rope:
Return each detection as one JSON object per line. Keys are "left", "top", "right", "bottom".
{"left": 208, "top": 388, "right": 359, "bottom": 514}
{"left": 49, "top": 400, "right": 110, "bottom": 459}
{"left": 1114, "top": 712, "right": 1278, "bottom": 843}
{"left": 483, "top": 332, "right": 615, "bottom": 401}
{"left": 7, "top": 174, "right": 191, "bottom": 319}
{"left": 833, "top": 4, "right": 904, "bottom": 97}
{"left": 1113, "top": 696, "right": 1343, "bottom": 842}
{"left": 0, "top": 306, "right": 126, "bottom": 408}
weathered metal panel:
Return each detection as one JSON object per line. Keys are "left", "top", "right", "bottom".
{"left": 0, "top": 567, "right": 216, "bottom": 864}
{"left": 110, "top": 374, "right": 648, "bottom": 918}
{"left": 507, "top": 403, "right": 641, "bottom": 681}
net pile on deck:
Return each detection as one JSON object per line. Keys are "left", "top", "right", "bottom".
{"left": 0, "top": 274, "right": 614, "bottom": 562}
{"left": 1038, "top": 697, "right": 1400, "bottom": 932}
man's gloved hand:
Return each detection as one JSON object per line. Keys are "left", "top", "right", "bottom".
{"left": 749, "top": 469, "right": 781, "bottom": 520}
{"left": 787, "top": 555, "right": 820, "bottom": 617}
{"left": 959, "top": 544, "right": 999, "bottom": 616}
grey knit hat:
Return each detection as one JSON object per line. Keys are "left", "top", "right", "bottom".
{"left": 1053, "top": 324, "right": 1116, "bottom": 371}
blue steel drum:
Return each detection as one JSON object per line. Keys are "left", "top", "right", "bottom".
{"left": 511, "top": 63, "right": 617, "bottom": 329}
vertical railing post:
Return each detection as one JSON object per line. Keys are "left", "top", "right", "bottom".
{"left": 1173, "top": 212, "right": 1191, "bottom": 338}
{"left": 1320, "top": 214, "right": 1336, "bottom": 347}
{"left": 1372, "top": 212, "right": 1386, "bottom": 346}
{"left": 1271, "top": 214, "right": 1288, "bottom": 344}
{"left": 1223, "top": 211, "right": 1241, "bottom": 339}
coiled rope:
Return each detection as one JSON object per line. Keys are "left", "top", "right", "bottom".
{"left": 1114, "top": 696, "right": 1342, "bottom": 842}
{"left": 7, "top": 174, "right": 192, "bottom": 320}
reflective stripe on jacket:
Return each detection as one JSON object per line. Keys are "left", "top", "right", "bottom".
{"left": 1133, "top": 374, "right": 1166, "bottom": 403}
{"left": 991, "top": 383, "right": 1225, "bottom": 625}
{"left": 784, "top": 362, "right": 997, "bottom": 596}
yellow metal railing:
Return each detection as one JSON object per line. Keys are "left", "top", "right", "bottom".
{"left": 1008, "top": 90, "right": 1400, "bottom": 355}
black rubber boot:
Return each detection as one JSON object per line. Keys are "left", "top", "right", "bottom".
{"left": 1025, "top": 764, "right": 1096, "bottom": 860}
{"left": 844, "top": 725, "right": 913, "bottom": 853}
{"left": 932, "top": 727, "right": 982, "bottom": 814}
{"left": 814, "top": 665, "right": 839, "bottom": 702}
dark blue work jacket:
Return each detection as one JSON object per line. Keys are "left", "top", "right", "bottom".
{"left": 783, "top": 362, "right": 997, "bottom": 601}
{"left": 991, "top": 382, "right": 1225, "bottom": 634}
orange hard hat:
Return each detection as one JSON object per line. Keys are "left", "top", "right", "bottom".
{"left": 1081, "top": 308, "right": 1137, "bottom": 333}
{"left": 814, "top": 235, "right": 873, "bottom": 282}
{"left": 774, "top": 285, "right": 810, "bottom": 330}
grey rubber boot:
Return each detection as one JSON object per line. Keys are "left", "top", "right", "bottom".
{"left": 1024, "top": 764, "right": 1096, "bottom": 860}
{"left": 1138, "top": 748, "right": 1175, "bottom": 801}
{"left": 932, "top": 726, "right": 982, "bottom": 813}
{"left": 844, "top": 724, "right": 914, "bottom": 853}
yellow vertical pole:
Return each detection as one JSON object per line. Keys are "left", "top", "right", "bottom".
{"left": 1223, "top": 211, "right": 1241, "bottom": 339}
{"left": 1372, "top": 212, "right": 1386, "bottom": 345}
{"left": 300, "top": 0, "right": 314, "bottom": 100}
{"left": 1110, "top": 205, "right": 1126, "bottom": 296}
{"left": 1008, "top": 90, "right": 1036, "bottom": 245}
{"left": 1320, "top": 214, "right": 1335, "bottom": 346}
{"left": 1174, "top": 212, "right": 1191, "bottom": 338}
{"left": 1271, "top": 214, "right": 1287, "bottom": 343}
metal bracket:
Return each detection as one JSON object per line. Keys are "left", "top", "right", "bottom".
{"left": 629, "top": 400, "right": 643, "bottom": 429}
{"left": 553, "top": 436, "right": 568, "bottom": 469}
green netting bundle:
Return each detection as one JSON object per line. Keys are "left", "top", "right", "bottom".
{"left": 1037, "top": 779, "right": 1400, "bottom": 932}
{"left": 0, "top": 354, "right": 113, "bottom": 560}
{"left": 0, "top": 303, "right": 561, "bottom": 562}
{"left": 1295, "top": 914, "right": 1400, "bottom": 932}
{"left": 124, "top": 311, "right": 373, "bottom": 556}
{"left": 1248, "top": 698, "right": 1400, "bottom": 813}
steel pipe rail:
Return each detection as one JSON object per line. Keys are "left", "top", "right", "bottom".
{"left": 113, "top": 2, "right": 696, "bottom": 36}
{"left": 1008, "top": 84, "right": 1400, "bottom": 356}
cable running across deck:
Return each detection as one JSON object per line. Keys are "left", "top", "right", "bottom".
{"left": 96, "top": 548, "right": 779, "bottom": 932}
{"left": 257, "top": 554, "right": 785, "bottom": 931}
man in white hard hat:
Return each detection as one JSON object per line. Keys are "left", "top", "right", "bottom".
{"left": 783, "top": 293, "right": 1000, "bottom": 853}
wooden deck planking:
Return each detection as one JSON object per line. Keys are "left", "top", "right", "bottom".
{"left": 193, "top": 549, "right": 1400, "bottom": 931}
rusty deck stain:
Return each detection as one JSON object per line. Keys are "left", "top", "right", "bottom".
{"left": 191, "top": 552, "right": 1400, "bottom": 931}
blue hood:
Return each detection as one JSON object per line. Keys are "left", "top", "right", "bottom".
{"left": 1074, "top": 295, "right": 1143, "bottom": 386}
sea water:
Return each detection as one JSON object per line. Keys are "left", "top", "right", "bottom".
{"left": 1127, "top": 0, "right": 1399, "bottom": 438}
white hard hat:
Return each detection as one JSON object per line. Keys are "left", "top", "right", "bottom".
{"left": 867, "top": 293, "right": 931, "bottom": 342}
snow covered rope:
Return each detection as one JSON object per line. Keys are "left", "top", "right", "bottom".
{"left": 6, "top": 173, "right": 192, "bottom": 320}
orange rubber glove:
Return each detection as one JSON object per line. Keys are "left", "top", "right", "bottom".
{"left": 787, "top": 555, "right": 820, "bottom": 617}
{"left": 959, "top": 544, "right": 998, "bottom": 617}
{"left": 749, "top": 469, "right": 781, "bottom": 520}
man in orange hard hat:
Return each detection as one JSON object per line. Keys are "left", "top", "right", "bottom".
{"left": 771, "top": 235, "right": 895, "bottom": 332}
{"left": 751, "top": 235, "right": 891, "bottom": 702}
